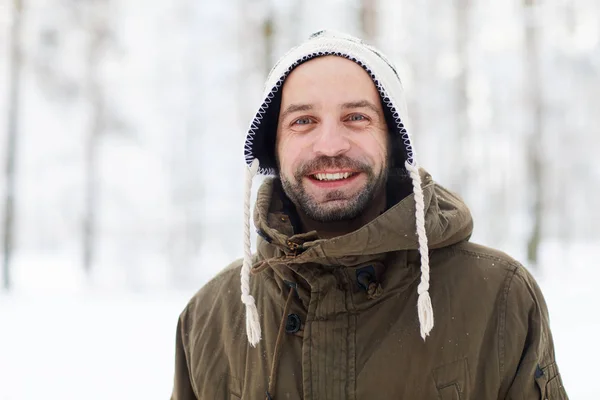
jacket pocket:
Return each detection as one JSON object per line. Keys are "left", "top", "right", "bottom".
{"left": 437, "top": 383, "right": 461, "bottom": 400}
{"left": 433, "top": 358, "right": 470, "bottom": 400}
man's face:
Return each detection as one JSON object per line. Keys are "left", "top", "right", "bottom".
{"left": 276, "top": 56, "right": 389, "bottom": 222}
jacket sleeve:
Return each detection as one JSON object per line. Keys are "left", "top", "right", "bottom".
{"left": 502, "top": 266, "right": 568, "bottom": 399}
{"left": 171, "top": 309, "right": 197, "bottom": 400}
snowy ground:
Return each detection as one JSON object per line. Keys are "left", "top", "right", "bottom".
{"left": 0, "top": 242, "right": 597, "bottom": 399}
{"left": 0, "top": 289, "right": 191, "bottom": 400}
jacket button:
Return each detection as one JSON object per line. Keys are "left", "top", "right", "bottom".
{"left": 285, "top": 313, "right": 301, "bottom": 334}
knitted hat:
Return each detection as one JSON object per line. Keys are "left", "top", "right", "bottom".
{"left": 241, "top": 30, "right": 433, "bottom": 346}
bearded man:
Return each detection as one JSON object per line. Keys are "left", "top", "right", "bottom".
{"left": 171, "top": 31, "right": 568, "bottom": 400}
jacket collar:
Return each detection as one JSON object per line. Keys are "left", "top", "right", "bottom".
{"left": 253, "top": 168, "right": 473, "bottom": 268}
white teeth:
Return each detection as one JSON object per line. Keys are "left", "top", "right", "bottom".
{"left": 314, "top": 172, "right": 353, "bottom": 181}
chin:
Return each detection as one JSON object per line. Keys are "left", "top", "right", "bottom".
{"left": 305, "top": 200, "right": 365, "bottom": 222}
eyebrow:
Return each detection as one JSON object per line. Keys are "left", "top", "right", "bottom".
{"left": 342, "top": 100, "right": 381, "bottom": 116}
{"left": 279, "top": 99, "right": 382, "bottom": 123}
{"left": 279, "top": 104, "right": 313, "bottom": 123}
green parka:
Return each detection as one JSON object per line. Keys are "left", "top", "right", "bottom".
{"left": 171, "top": 171, "right": 567, "bottom": 399}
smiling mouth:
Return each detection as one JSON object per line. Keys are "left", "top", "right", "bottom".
{"left": 309, "top": 172, "right": 359, "bottom": 181}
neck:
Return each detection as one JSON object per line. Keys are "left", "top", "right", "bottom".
{"left": 296, "top": 189, "right": 387, "bottom": 239}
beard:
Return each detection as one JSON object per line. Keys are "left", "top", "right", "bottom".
{"left": 280, "top": 155, "right": 388, "bottom": 223}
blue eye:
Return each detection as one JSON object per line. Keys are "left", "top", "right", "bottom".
{"left": 348, "top": 114, "right": 366, "bottom": 121}
{"left": 294, "top": 117, "right": 312, "bottom": 125}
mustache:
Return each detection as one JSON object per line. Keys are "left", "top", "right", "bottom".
{"left": 296, "top": 156, "right": 371, "bottom": 176}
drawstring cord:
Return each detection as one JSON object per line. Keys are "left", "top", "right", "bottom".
{"left": 242, "top": 159, "right": 261, "bottom": 346}
{"left": 266, "top": 285, "right": 296, "bottom": 400}
{"left": 405, "top": 161, "right": 434, "bottom": 340}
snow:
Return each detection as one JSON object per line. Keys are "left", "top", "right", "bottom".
{"left": 0, "top": 289, "right": 191, "bottom": 400}
{"left": 535, "top": 241, "right": 599, "bottom": 399}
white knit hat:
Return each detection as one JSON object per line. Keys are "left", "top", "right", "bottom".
{"left": 241, "top": 30, "right": 433, "bottom": 346}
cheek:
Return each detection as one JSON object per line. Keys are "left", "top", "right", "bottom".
{"left": 357, "top": 132, "right": 388, "bottom": 166}
{"left": 277, "top": 135, "right": 300, "bottom": 174}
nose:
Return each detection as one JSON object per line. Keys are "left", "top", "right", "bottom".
{"left": 312, "top": 119, "right": 351, "bottom": 157}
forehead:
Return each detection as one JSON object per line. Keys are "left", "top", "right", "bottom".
{"left": 280, "top": 56, "right": 381, "bottom": 105}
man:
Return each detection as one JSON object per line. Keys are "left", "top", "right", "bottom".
{"left": 171, "top": 31, "right": 568, "bottom": 399}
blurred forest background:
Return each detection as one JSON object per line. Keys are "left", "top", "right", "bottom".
{"left": 0, "top": 0, "right": 598, "bottom": 398}
{"left": 0, "top": 0, "right": 599, "bottom": 291}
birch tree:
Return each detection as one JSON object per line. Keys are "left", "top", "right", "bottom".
{"left": 3, "top": 0, "right": 25, "bottom": 291}
{"left": 82, "top": 0, "right": 111, "bottom": 274}
{"left": 360, "top": 0, "right": 377, "bottom": 43}
{"left": 263, "top": 0, "right": 275, "bottom": 78}
{"left": 523, "top": 0, "right": 544, "bottom": 266}
{"left": 454, "top": 0, "right": 471, "bottom": 195}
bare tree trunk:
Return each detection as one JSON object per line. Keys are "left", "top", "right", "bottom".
{"left": 454, "top": 0, "right": 470, "bottom": 195}
{"left": 263, "top": 0, "right": 275, "bottom": 78}
{"left": 523, "top": 0, "right": 544, "bottom": 266}
{"left": 360, "top": 0, "right": 377, "bottom": 43}
{"left": 290, "top": 0, "right": 304, "bottom": 44}
{"left": 563, "top": 0, "right": 576, "bottom": 36}
{"left": 83, "top": 2, "right": 109, "bottom": 275}
{"left": 404, "top": 0, "right": 432, "bottom": 150}
{"left": 174, "top": 2, "right": 204, "bottom": 286}
{"left": 558, "top": 0, "right": 577, "bottom": 250}
{"left": 3, "top": 0, "right": 24, "bottom": 291}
